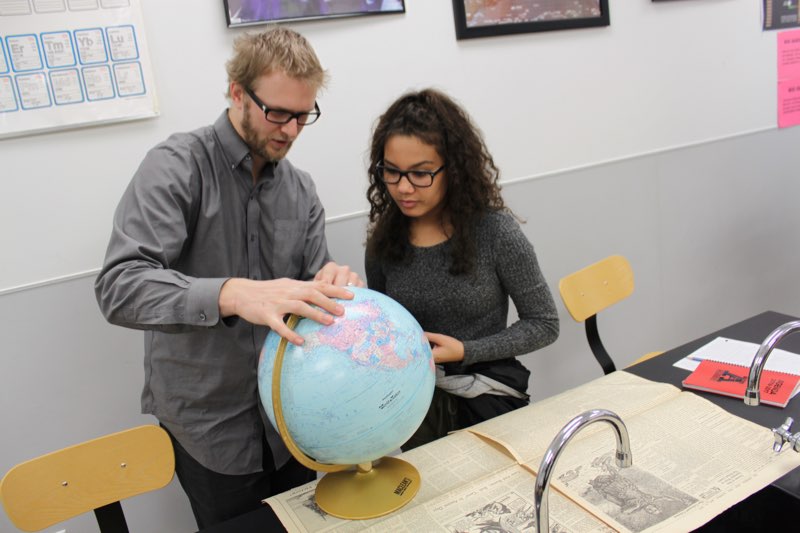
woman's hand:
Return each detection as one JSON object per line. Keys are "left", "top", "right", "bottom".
{"left": 314, "top": 261, "right": 365, "bottom": 287}
{"left": 425, "top": 332, "right": 465, "bottom": 364}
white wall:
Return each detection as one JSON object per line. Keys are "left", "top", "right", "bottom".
{"left": 3, "top": 1, "right": 800, "bottom": 532}
{"left": 0, "top": 0, "right": 778, "bottom": 291}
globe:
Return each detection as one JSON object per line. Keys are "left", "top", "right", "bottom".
{"left": 258, "top": 287, "right": 435, "bottom": 466}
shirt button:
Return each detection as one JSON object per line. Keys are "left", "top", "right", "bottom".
{"left": 250, "top": 234, "right": 256, "bottom": 242}
{"left": 199, "top": 312, "right": 206, "bottom": 321}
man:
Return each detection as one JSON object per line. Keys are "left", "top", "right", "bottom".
{"left": 95, "top": 27, "right": 362, "bottom": 528}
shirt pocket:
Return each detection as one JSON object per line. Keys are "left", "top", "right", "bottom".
{"left": 271, "top": 219, "right": 308, "bottom": 279}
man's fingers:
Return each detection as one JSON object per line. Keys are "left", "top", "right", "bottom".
{"left": 268, "top": 318, "right": 305, "bottom": 346}
{"left": 282, "top": 297, "right": 340, "bottom": 327}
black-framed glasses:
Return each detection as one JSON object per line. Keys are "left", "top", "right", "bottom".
{"left": 244, "top": 87, "right": 321, "bottom": 126}
{"left": 376, "top": 162, "right": 445, "bottom": 188}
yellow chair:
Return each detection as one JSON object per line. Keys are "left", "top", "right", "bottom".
{"left": 1, "top": 425, "right": 174, "bottom": 532}
{"left": 558, "top": 255, "right": 662, "bottom": 374}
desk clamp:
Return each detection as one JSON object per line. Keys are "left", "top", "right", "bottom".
{"left": 772, "top": 417, "right": 800, "bottom": 453}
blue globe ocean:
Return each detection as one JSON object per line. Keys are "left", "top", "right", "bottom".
{"left": 258, "top": 287, "right": 435, "bottom": 465}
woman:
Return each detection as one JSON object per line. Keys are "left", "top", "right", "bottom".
{"left": 365, "top": 88, "right": 559, "bottom": 450}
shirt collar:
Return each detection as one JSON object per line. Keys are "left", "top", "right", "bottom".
{"left": 214, "top": 110, "right": 251, "bottom": 170}
{"left": 214, "top": 110, "right": 279, "bottom": 180}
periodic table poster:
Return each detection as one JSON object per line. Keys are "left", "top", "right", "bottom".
{"left": 0, "top": 0, "right": 157, "bottom": 139}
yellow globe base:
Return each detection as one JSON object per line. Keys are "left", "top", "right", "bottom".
{"left": 315, "top": 456, "right": 421, "bottom": 520}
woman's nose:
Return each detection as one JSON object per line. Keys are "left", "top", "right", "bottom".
{"left": 396, "top": 175, "right": 415, "bottom": 193}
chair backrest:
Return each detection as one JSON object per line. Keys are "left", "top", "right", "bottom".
{"left": 559, "top": 255, "right": 634, "bottom": 322}
{"left": 1, "top": 425, "right": 174, "bottom": 532}
{"left": 558, "top": 255, "right": 635, "bottom": 375}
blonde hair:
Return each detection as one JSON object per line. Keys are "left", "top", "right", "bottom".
{"left": 225, "top": 26, "right": 328, "bottom": 98}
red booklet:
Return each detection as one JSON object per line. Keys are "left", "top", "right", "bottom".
{"left": 682, "top": 359, "right": 800, "bottom": 408}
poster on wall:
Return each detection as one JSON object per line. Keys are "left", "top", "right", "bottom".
{"left": 452, "top": 0, "right": 609, "bottom": 40}
{"left": 764, "top": 0, "right": 800, "bottom": 30}
{"left": 0, "top": 0, "right": 158, "bottom": 140}
{"left": 778, "top": 29, "right": 800, "bottom": 128}
{"left": 224, "top": 0, "right": 405, "bottom": 28}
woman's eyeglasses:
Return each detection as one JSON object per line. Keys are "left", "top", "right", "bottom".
{"left": 376, "top": 162, "right": 445, "bottom": 188}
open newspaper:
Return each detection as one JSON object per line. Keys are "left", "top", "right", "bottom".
{"left": 265, "top": 371, "right": 800, "bottom": 532}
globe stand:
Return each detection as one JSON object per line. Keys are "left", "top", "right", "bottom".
{"left": 272, "top": 315, "right": 421, "bottom": 520}
{"left": 315, "top": 457, "right": 421, "bottom": 520}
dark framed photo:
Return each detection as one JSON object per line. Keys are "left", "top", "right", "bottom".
{"left": 452, "top": 0, "right": 610, "bottom": 40}
{"left": 224, "top": 0, "right": 406, "bottom": 28}
{"left": 762, "top": 0, "right": 800, "bottom": 30}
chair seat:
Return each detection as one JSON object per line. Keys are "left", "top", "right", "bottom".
{"left": 628, "top": 351, "right": 664, "bottom": 367}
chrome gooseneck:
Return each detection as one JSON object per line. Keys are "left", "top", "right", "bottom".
{"left": 745, "top": 320, "right": 800, "bottom": 406}
{"left": 534, "top": 409, "right": 632, "bottom": 533}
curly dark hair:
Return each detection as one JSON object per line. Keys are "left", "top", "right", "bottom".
{"left": 366, "top": 88, "right": 507, "bottom": 275}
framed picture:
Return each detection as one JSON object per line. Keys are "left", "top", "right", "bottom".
{"left": 224, "top": 0, "right": 406, "bottom": 28}
{"left": 762, "top": 0, "right": 800, "bottom": 30}
{"left": 452, "top": 0, "right": 610, "bottom": 40}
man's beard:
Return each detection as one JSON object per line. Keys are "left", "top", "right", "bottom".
{"left": 241, "top": 105, "right": 292, "bottom": 162}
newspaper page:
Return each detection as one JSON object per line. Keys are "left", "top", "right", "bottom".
{"left": 537, "top": 390, "right": 800, "bottom": 532}
{"left": 266, "top": 430, "right": 519, "bottom": 532}
{"left": 268, "top": 455, "right": 613, "bottom": 533}
{"left": 266, "top": 371, "right": 800, "bottom": 532}
{"left": 352, "top": 466, "right": 613, "bottom": 533}
{"left": 468, "top": 372, "right": 682, "bottom": 464}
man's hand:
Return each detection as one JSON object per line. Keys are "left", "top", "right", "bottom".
{"left": 314, "top": 261, "right": 365, "bottom": 287}
{"left": 219, "top": 277, "right": 355, "bottom": 345}
{"left": 425, "top": 332, "right": 465, "bottom": 364}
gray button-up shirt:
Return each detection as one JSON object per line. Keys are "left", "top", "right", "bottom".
{"left": 95, "top": 111, "right": 331, "bottom": 474}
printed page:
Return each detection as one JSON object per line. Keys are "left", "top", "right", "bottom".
{"left": 268, "top": 462, "right": 613, "bottom": 533}
{"left": 265, "top": 430, "right": 519, "bottom": 532}
{"left": 673, "top": 336, "right": 800, "bottom": 375}
{"left": 535, "top": 391, "right": 800, "bottom": 532}
{"left": 353, "top": 466, "right": 613, "bottom": 533}
{"left": 468, "top": 372, "right": 681, "bottom": 464}
{"left": 267, "top": 371, "right": 800, "bottom": 532}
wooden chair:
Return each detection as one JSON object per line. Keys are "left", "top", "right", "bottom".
{"left": 558, "top": 255, "right": 662, "bottom": 375}
{"left": 1, "top": 425, "right": 174, "bottom": 533}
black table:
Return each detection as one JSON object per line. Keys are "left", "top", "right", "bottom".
{"left": 200, "top": 310, "right": 800, "bottom": 532}
{"left": 626, "top": 310, "right": 800, "bottom": 498}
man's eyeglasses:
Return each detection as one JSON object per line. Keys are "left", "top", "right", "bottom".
{"left": 376, "top": 162, "right": 445, "bottom": 188}
{"left": 244, "top": 87, "right": 321, "bottom": 126}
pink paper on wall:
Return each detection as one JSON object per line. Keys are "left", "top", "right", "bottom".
{"left": 778, "top": 29, "right": 800, "bottom": 128}
{"left": 778, "top": 80, "right": 800, "bottom": 128}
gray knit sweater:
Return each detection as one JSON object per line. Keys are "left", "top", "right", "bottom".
{"left": 365, "top": 211, "right": 559, "bottom": 369}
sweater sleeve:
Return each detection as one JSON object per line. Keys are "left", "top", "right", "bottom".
{"left": 461, "top": 214, "right": 559, "bottom": 365}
